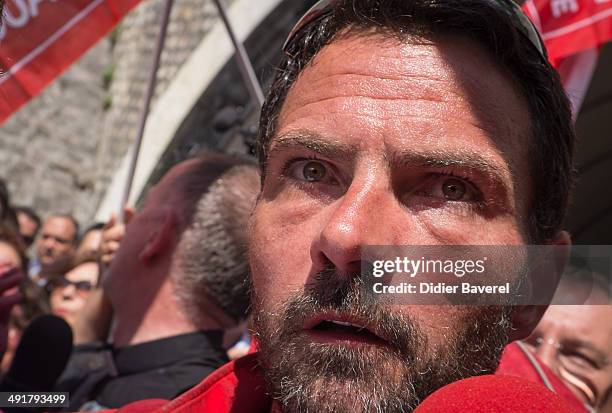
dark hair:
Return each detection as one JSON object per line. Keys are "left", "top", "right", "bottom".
{"left": 14, "top": 206, "right": 41, "bottom": 232}
{"left": 257, "top": 0, "right": 575, "bottom": 243}
{"left": 16, "top": 278, "right": 51, "bottom": 329}
{"left": 0, "top": 180, "right": 19, "bottom": 235}
{"left": 77, "top": 222, "right": 104, "bottom": 246}
{"left": 0, "top": 224, "right": 28, "bottom": 274}
{"left": 0, "top": 179, "right": 10, "bottom": 212}
{"left": 81, "top": 222, "right": 104, "bottom": 236}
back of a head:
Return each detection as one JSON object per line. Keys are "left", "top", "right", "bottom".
{"left": 172, "top": 152, "right": 259, "bottom": 328}
{"left": 14, "top": 207, "right": 41, "bottom": 229}
{"left": 14, "top": 206, "right": 41, "bottom": 245}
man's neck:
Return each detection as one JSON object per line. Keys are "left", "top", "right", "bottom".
{"left": 112, "top": 277, "right": 197, "bottom": 347}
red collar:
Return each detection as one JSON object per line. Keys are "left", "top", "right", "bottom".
{"left": 112, "top": 343, "right": 586, "bottom": 413}
{"left": 153, "top": 353, "right": 271, "bottom": 413}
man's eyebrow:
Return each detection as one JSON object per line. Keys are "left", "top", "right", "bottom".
{"left": 390, "top": 148, "right": 510, "bottom": 184}
{"left": 270, "top": 132, "right": 355, "bottom": 161}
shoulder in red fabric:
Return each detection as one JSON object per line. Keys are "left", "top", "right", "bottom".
{"left": 145, "top": 353, "right": 271, "bottom": 413}
{"left": 75, "top": 354, "right": 270, "bottom": 413}
{"left": 82, "top": 342, "right": 585, "bottom": 413}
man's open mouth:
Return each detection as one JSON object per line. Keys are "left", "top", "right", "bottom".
{"left": 304, "top": 314, "right": 389, "bottom": 346}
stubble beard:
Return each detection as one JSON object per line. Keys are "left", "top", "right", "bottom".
{"left": 252, "top": 267, "right": 512, "bottom": 413}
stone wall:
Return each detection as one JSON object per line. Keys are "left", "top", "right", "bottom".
{"left": 0, "top": 0, "right": 231, "bottom": 228}
{"left": 0, "top": 39, "right": 111, "bottom": 226}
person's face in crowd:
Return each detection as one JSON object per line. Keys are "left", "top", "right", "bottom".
{"left": 0, "top": 240, "right": 23, "bottom": 298}
{"left": 16, "top": 212, "right": 38, "bottom": 248}
{"left": 49, "top": 262, "right": 98, "bottom": 328}
{"left": 36, "top": 216, "right": 77, "bottom": 274}
{"left": 0, "top": 241, "right": 24, "bottom": 372}
{"left": 76, "top": 229, "right": 102, "bottom": 260}
{"left": 525, "top": 296, "right": 612, "bottom": 410}
{"left": 0, "top": 241, "right": 22, "bottom": 271}
{"left": 249, "top": 34, "right": 569, "bottom": 412}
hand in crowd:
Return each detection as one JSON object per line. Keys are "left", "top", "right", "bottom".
{"left": 0, "top": 265, "right": 22, "bottom": 361}
{"left": 99, "top": 207, "right": 134, "bottom": 271}
{"left": 71, "top": 207, "right": 134, "bottom": 344}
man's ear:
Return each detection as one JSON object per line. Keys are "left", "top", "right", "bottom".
{"left": 138, "top": 209, "right": 177, "bottom": 264}
{"left": 509, "top": 230, "right": 571, "bottom": 341}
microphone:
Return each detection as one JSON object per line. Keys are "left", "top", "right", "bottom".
{"left": 1, "top": 314, "right": 73, "bottom": 394}
{"left": 415, "top": 375, "right": 578, "bottom": 413}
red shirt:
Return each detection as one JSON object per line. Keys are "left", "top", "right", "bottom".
{"left": 106, "top": 342, "right": 587, "bottom": 413}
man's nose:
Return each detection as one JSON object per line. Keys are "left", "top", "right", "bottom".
{"left": 534, "top": 336, "right": 560, "bottom": 375}
{"left": 43, "top": 238, "right": 56, "bottom": 249}
{"left": 311, "top": 178, "right": 407, "bottom": 276}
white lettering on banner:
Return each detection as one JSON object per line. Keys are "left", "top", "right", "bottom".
{"left": 595, "top": 0, "right": 611, "bottom": 4}
{"left": 0, "top": 0, "right": 56, "bottom": 40}
{"left": 4, "top": 0, "right": 29, "bottom": 28}
{"left": 29, "top": 0, "right": 46, "bottom": 17}
{"left": 551, "top": 0, "right": 580, "bottom": 18}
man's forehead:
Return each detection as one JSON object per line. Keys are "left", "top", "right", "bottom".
{"left": 276, "top": 32, "right": 530, "bottom": 152}
{"left": 274, "top": 33, "right": 530, "bottom": 172}
{"left": 45, "top": 216, "right": 73, "bottom": 230}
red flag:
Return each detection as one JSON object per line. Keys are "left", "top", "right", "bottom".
{"left": 0, "top": 0, "right": 143, "bottom": 125}
{"left": 522, "top": 0, "right": 612, "bottom": 66}
{"left": 522, "top": 0, "right": 610, "bottom": 116}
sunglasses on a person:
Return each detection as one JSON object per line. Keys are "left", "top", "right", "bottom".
{"left": 283, "top": 0, "right": 546, "bottom": 62}
{"left": 47, "top": 276, "right": 94, "bottom": 293}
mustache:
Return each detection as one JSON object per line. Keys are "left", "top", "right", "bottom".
{"left": 272, "top": 265, "right": 423, "bottom": 355}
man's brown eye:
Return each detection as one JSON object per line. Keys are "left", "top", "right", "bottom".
{"left": 442, "top": 178, "right": 467, "bottom": 201}
{"left": 303, "top": 161, "right": 326, "bottom": 182}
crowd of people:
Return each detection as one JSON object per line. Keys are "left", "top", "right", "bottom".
{"left": 0, "top": 152, "right": 259, "bottom": 410}
{"left": 0, "top": 0, "right": 610, "bottom": 412}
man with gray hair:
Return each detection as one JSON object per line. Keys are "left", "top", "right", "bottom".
{"left": 57, "top": 151, "right": 259, "bottom": 410}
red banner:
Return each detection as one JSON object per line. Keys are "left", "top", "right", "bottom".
{"left": 0, "top": 0, "right": 143, "bottom": 125}
{"left": 523, "top": 0, "right": 612, "bottom": 65}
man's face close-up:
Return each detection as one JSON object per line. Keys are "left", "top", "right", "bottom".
{"left": 249, "top": 33, "right": 539, "bottom": 413}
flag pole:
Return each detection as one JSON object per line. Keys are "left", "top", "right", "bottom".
{"left": 119, "top": 0, "right": 175, "bottom": 222}
{"left": 211, "top": 0, "right": 265, "bottom": 108}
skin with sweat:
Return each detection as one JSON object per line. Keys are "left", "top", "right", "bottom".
{"left": 249, "top": 33, "right": 569, "bottom": 412}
